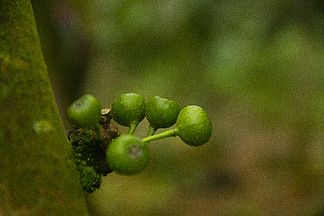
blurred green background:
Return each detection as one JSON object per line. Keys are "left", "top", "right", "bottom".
{"left": 32, "top": 0, "right": 324, "bottom": 215}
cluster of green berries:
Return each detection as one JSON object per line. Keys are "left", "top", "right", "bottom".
{"left": 67, "top": 93, "right": 212, "bottom": 192}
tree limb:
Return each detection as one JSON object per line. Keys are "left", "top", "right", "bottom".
{"left": 0, "top": 1, "right": 89, "bottom": 215}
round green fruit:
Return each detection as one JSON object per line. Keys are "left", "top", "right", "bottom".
{"left": 106, "top": 135, "right": 149, "bottom": 175}
{"left": 176, "top": 105, "right": 212, "bottom": 147}
{"left": 111, "top": 93, "right": 146, "bottom": 127}
{"left": 145, "top": 96, "right": 181, "bottom": 129}
{"left": 66, "top": 94, "right": 101, "bottom": 128}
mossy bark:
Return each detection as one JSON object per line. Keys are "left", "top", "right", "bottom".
{"left": 0, "top": 1, "right": 89, "bottom": 215}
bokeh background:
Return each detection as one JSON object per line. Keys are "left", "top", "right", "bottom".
{"left": 32, "top": 1, "right": 324, "bottom": 215}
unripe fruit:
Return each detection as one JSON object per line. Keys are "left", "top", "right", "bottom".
{"left": 67, "top": 94, "right": 101, "bottom": 128}
{"left": 145, "top": 96, "right": 181, "bottom": 129}
{"left": 106, "top": 135, "right": 149, "bottom": 175}
{"left": 111, "top": 93, "right": 146, "bottom": 127}
{"left": 176, "top": 105, "right": 212, "bottom": 146}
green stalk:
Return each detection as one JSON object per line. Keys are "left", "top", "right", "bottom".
{"left": 128, "top": 121, "right": 139, "bottom": 135}
{"left": 143, "top": 125, "right": 157, "bottom": 145}
{"left": 147, "top": 125, "right": 157, "bottom": 137}
{"left": 142, "top": 128, "right": 177, "bottom": 144}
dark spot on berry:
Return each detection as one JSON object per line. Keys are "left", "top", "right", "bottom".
{"left": 128, "top": 145, "right": 143, "bottom": 160}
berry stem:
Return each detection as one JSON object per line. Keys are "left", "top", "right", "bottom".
{"left": 128, "top": 121, "right": 139, "bottom": 135}
{"left": 144, "top": 125, "right": 157, "bottom": 145}
{"left": 147, "top": 125, "right": 157, "bottom": 137}
{"left": 142, "top": 128, "right": 177, "bottom": 144}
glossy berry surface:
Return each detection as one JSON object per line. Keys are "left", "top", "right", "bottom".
{"left": 111, "top": 93, "right": 146, "bottom": 127}
{"left": 145, "top": 96, "right": 181, "bottom": 129}
{"left": 66, "top": 94, "right": 101, "bottom": 128}
{"left": 106, "top": 135, "right": 149, "bottom": 175}
{"left": 176, "top": 105, "right": 212, "bottom": 146}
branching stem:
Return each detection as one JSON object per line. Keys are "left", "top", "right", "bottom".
{"left": 128, "top": 121, "right": 139, "bottom": 135}
{"left": 142, "top": 128, "right": 177, "bottom": 144}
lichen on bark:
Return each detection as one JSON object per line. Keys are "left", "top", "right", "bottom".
{"left": 0, "top": 1, "right": 89, "bottom": 215}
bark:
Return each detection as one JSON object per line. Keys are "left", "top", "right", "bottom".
{"left": 0, "top": 1, "right": 89, "bottom": 215}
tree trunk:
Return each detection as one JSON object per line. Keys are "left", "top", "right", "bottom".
{"left": 0, "top": 1, "right": 89, "bottom": 215}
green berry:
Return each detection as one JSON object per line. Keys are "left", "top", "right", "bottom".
{"left": 111, "top": 93, "right": 146, "bottom": 127}
{"left": 67, "top": 94, "right": 101, "bottom": 128}
{"left": 106, "top": 135, "right": 149, "bottom": 175}
{"left": 145, "top": 96, "right": 181, "bottom": 129}
{"left": 176, "top": 105, "right": 212, "bottom": 147}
